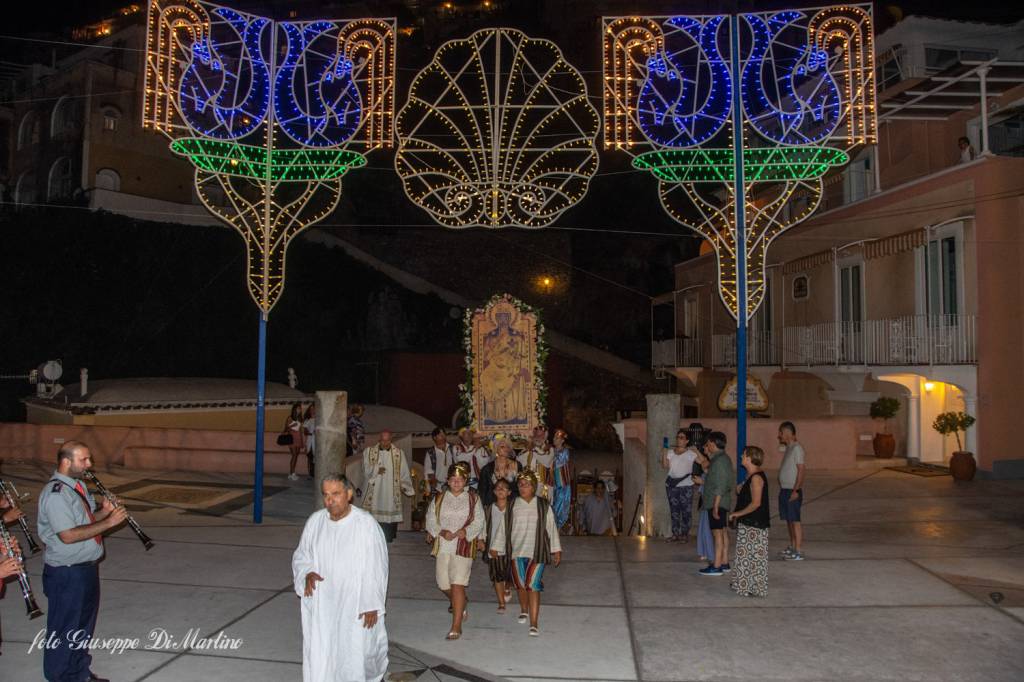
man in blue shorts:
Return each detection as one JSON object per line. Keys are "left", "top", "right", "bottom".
{"left": 777, "top": 422, "right": 806, "bottom": 561}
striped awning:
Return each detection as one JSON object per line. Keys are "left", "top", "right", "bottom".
{"left": 783, "top": 250, "right": 834, "bottom": 275}
{"left": 864, "top": 229, "right": 927, "bottom": 260}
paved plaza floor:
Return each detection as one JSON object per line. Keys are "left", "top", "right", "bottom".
{"left": 1, "top": 460, "right": 1023, "bottom": 681}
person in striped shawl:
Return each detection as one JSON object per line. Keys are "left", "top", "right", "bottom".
{"left": 425, "top": 463, "right": 485, "bottom": 640}
{"left": 491, "top": 469, "right": 563, "bottom": 636}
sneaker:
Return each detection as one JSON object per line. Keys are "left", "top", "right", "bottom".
{"left": 699, "top": 565, "right": 724, "bottom": 576}
{"left": 784, "top": 551, "right": 804, "bottom": 561}
{"left": 778, "top": 547, "right": 794, "bottom": 558}
{"left": 288, "top": 473, "right": 299, "bottom": 481}
{"left": 721, "top": 563, "right": 731, "bottom": 573}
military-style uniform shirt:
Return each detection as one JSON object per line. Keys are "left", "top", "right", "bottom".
{"left": 37, "top": 470, "right": 105, "bottom": 567}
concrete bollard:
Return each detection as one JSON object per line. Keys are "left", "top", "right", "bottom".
{"left": 313, "top": 391, "right": 348, "bottom": 510}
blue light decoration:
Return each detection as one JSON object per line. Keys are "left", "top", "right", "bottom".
{"left": 741, "top": 12, "right": 842, "bottom": 146}
{"left": 178, "top": 7, "right": 270, "bottom": 139}
{"left": 603, "top": 5, "right": 877, "bottom": 485}
{"left": 143, "top": 0, "right": 396, "bottom": 522}
{"left": 275, "top": 21, "right": 363, "bottom": 147}
{"left": 636, "top": 16, "right": 731, "bottom": 148}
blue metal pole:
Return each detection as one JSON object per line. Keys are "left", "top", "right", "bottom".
{"left": 253, "top": 311, "right": 268, "bottom": 523}
{"left": 730, "top": 14, "right": 748, "bottom": 483}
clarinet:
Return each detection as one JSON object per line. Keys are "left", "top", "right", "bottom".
{"left": 0, "top": 479, "right": 41, "bottom": 554}
{"left": 0, "top": 519, "right": 43, "bottom": 619}
{"left": 83, "top": 471, "right": 154, "bottom": 551}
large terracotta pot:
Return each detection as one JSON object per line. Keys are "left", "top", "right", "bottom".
{"left": 949, "top": 451, "right": 976, "bottom": 481}
{"left": 872, "top": 433, "right": 896, "bottom": 458}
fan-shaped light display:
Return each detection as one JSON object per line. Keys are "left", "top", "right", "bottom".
{"left": 395, "top": 28, "right": 600, "bottom": 229}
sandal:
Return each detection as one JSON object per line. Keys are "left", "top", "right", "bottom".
{"left": 446, "top": 631, "right": 461, "bottom": 640}
{"left": 528, "top": 626, "right": 539, "bottom": 637}
{"left": 517, "top": 613, "right": 528, "bottom": 624}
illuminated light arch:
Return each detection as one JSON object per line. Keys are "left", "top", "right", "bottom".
{"left": 808, "top": 5, "right": 876, "bottom": 145}
{"left": 603, "top": 5, "right": 877, "bottom": 321}
{"left": 143, "top": 0, "right": 395, "bottom": 312}
{"left": 395, "top": 28, "right": 600, "bottom": 229}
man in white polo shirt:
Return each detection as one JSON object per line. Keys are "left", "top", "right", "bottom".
{"left": 777, "top": 421, "right": 806, "bottom": 561}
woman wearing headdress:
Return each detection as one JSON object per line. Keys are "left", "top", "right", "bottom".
{"left": 550, "top": 429, "right": 574, "bottom": 531}
{"left": 425, "top": 463, "right": 486, "bottom": 640}
{"left": 491, "top": 469, "right": 562, "bottom": 636}
{"left": 478, "top": 434, "right": 522, "bottom": 508}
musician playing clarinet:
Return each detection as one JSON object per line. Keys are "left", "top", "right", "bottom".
{"left": 1, "top": 493, "right": 25, "bottom": 526}
{"left": 1, "top": 530, "right": 23, "bottom": 656}
{"left": 37, "top": 441, "right": 127, "bottom": 682}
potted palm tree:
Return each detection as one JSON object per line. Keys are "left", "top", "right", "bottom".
{"left": 869, "top": 396, "right": 900, "bottom": 458}
{"left": 932, "top": 411, "right": 977, "bottom": 481}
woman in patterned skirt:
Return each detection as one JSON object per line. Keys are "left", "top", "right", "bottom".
{"left": 728, "top": 446, "right": 771, "bottom": 597}
{"left": 482, "top": 478, "right": 513, "bottom": 612}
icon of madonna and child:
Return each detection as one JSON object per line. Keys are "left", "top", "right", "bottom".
{"left": 471, "top": 298, "right": 542, "bottom": 436}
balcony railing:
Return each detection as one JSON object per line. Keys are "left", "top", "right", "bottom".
{"left": 712, "top": 331, "right": 779, "bottom": 367}
{"left": 652, "top": 315, "right": 977, "bottom": 368}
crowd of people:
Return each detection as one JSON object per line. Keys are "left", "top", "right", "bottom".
{"left": 662, "top": 420, "right": 807, "bottom": 598}
{"left": 0, "top": 418, "right": 808, "bottom": 681}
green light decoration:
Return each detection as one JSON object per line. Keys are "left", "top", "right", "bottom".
{"left": 170, "top": 138, "right": 367, "bottom": 182}
{"left": 633, "top": 147, "right": 849, "bottom": 183}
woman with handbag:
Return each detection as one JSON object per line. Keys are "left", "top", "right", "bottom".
{"left": 662, "top": 429, "right": 697, "bottom": 542}
{"left": 282, "top": 403, "right": 305, "bottom": 481}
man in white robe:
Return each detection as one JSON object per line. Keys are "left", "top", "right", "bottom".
{"left": 362, "top": 430, "right": 414, "bottom": 542}
{"left": 292, "top": 474, "right": 389, "bottom": 682}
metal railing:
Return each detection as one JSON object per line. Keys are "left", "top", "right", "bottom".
{"left": 712, "top": 331, "right": 778, "bottom": 367}
{"left": 653, "top": 315, "right": 977, "bottom": 368}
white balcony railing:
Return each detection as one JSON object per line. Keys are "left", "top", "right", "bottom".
{"left": 712, "top": 331, "right": 779, "bottom": 367}
{"left": 781, "top": 315, "right": 977, "bottom": 366}
{"left": 653, "top": 315, "right": 977, "bottom": 368}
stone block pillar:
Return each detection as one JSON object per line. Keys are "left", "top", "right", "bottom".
{"left": 646, "top": 394, "right": 680, "bottom": 538}
{"left": 314, "top": 391, "right": 347, "bottom": 510}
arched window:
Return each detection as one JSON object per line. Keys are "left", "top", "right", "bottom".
{"left": 17, "top": 111, "right": 39, "bottom": 150}
{"left": 101, "top": 106, "right": 121, "bottom": 132}
{"left": 50, "top": 96, "right": 78, "bottom": 138}
{"left": 47, "top": 157, "right": 74, "bottom": 201}
{"left": 14, "top": 172, "right": 37, "bottom": 207}
{"left": 95, "top": 168, "right": 121, "bottom": 192}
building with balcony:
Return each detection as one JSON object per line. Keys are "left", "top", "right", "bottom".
{"left": 652, "top": 15, "right": 1024, "bottom": 479}
{"left": 0, "top": 17, "right": 216, "bottom": 224}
